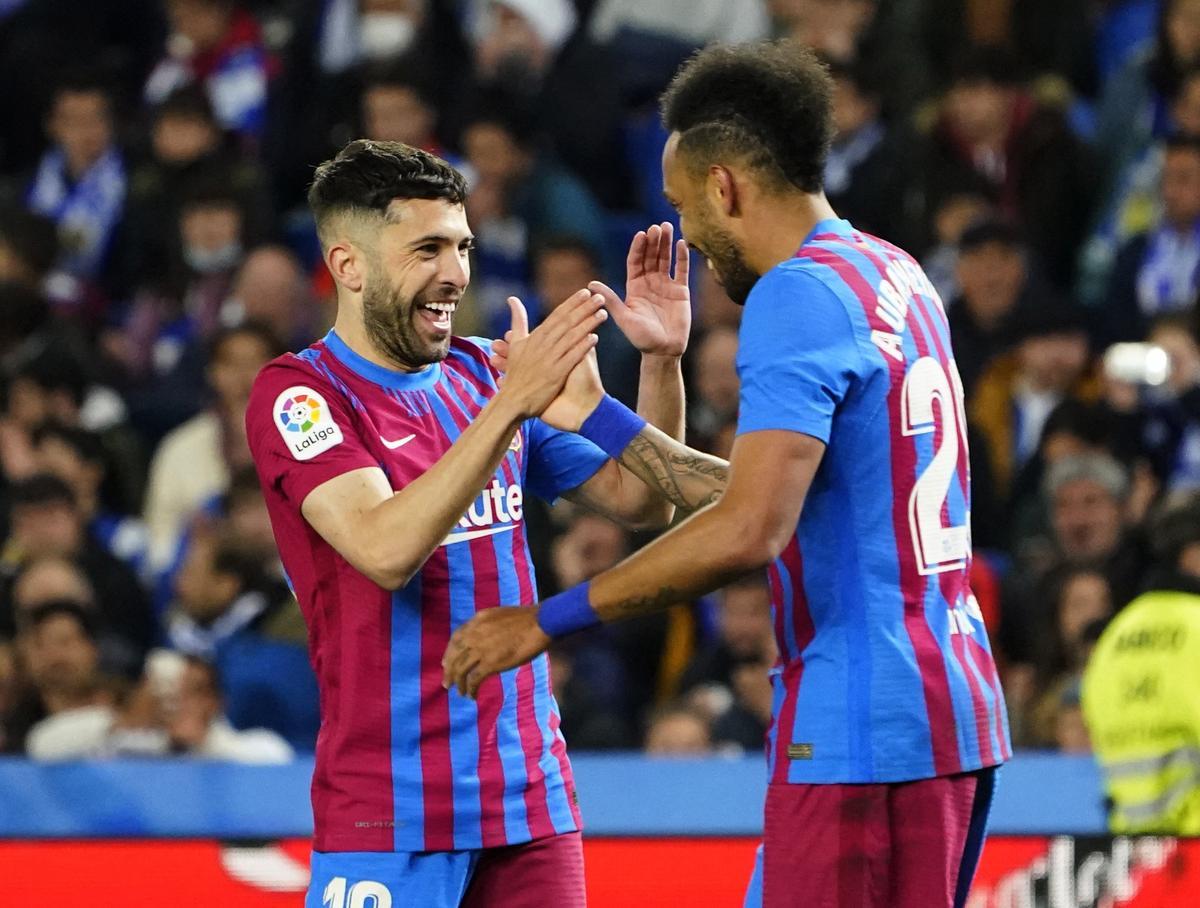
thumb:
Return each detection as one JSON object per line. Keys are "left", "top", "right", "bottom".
{"left": 507, "top": 296, "right": 530, "bottom": 340}
{"left": 589, "top": 281, "right": 630, "bottom": 319}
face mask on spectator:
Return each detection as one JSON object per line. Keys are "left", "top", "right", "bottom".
{"left": 185, "top": 241, "right": 243, "bottom": 275}
{"left": 360, "top": 13, "right": 417, "bottom": 60}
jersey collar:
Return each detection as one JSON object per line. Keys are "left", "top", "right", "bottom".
{"left": 321, "top": 329, "right": 443, "bottom": 391}
{"left": 798, "top": 218, "right": 855, "bottom": 250}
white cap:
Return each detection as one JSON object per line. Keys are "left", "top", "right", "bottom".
{"left": 475, "top": 0, "right": 578, "bottom": 54}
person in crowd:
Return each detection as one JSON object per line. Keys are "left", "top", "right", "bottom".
{"left": 688, "top": 327, "right": 740, "bottom": 450}
{"left": 919, "top": 45, "right": 1095, "bottom": 290}
{"left": 357, "top": 61, "right": 453, "bottom": 160}
{"left": 1132, "top": 312, "right": 1200, "bottom": 492}
{"left": 970, "top": 306, "right": 1098, "bottom": 504}
{"left": 1083, "top": 494, "right": 1200, "bottom": 834}
{"left": 0, "top": 205, "right": 59, "bottom": 297}
{"left": 461, "top": 101, "right": 607, "bottom": 335}
{"left": 142, "top": 321, "right": 282, "bottom": 574}
{"left": 166, "top": 520, "right": 318, "bottom": 749}
{"left": 1104, "top": 135, "right": 1200, "bottom": 343}
{"left": 464, "top": 0, "right": 631, "bottom": 208}
{"left": 122, "top": 84, "right": 273, "bottom": 289}
{"left": 1, "top": 475, "right": 154, "bottom": 674}
{"left": 22, "top": 72, "right": 127, "bottom": 303}
{"left": 19, "top": 600, "right": 117, "bottom": 760}
{"left": 643, "top": 702, "right": 713, "bottom": 756}
{"left": 224, "top": 245, "right": 321, "bottom": 352}
{"left": 143, "top": 0, "right": 273, "bottom": 142}
{"left": 547, "top": 642, "right": 635, "bottom": 750}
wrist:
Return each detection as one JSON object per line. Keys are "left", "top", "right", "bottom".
{"left": 578, "top": 395, "right": 647, "bottom": 458}
{"left": 641, "top": 352, "right": 684, "bottom": 370}
{"left": 491, "top": 386, "right": 534, "bottom": 426}
{"left": 536, "top": 581, "right": 601, "bottom": 639}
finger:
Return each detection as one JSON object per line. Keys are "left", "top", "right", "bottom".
{"left": 657, "top": 222, "right": 673, "bottom": 275}
{"left": 627, "top": 231, "right": 647, "bottom": 278}
{"left": 552, "top": 298, "right": 607, "bottom": 357}
{"left": 507, "top": 297, "right": 529, "bottom": 340}
{"left": 673, "top": 238, "right": 690, "bottom": 286}
{"left": 588, "top": 280, "right": 630, "bottom": 320}
{"left": 643, "top": 224, "right": 660, "bottom": 277}
{"left": 467, "top": 667, "right": 488, "bottom": 700}
{"left": 458, "top": 656, "right": 484, "bottom": 697}
{"left": 538, "top": 288, "right": 599, "bottom": 343}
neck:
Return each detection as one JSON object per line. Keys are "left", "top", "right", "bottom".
{"left": 331, "top": 304, "right": 426, "bottom": 373}
{"left": 65, "top": 150, "right": 101, "bottom": 179}
{"left": 743, "top": 191, "right": 839, "bottom": 277}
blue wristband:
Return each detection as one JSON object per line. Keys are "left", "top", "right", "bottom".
{"left": 537, "top": 581, "right": 600, "bottom": 639}
{"left": 579, "top": 395, "right": 646, "bottom": 459}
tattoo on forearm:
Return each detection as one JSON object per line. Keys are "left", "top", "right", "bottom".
{"left": 619, "top": 431, "right": 729, "bottom": 511}
{"left": 605, "top": 585, "right": 687, "bottom": 622}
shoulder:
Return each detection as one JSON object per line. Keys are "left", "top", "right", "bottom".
{"left": 245, "top": 352, "right": 345, "bottom": 438}
{"left": 450, "top": 336, "right": 502, "bottom": 384}
{"left": 743, "top": 261, "right": 859, "bottom": 345}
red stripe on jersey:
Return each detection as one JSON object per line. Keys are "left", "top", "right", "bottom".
{"left": 800, "top": 245, "right": 961, "bottom": 776}
{"left": 951, "top": 634, "right": 997, "bottom": 767}
{"left": 972, "top": 636, "right": 1011, "bottom": 761}
{"left": 772, "top": 536, "right": 816, "bottom": 783}
{"left": 418, "top": 546, "right": 456, "bottom": 851}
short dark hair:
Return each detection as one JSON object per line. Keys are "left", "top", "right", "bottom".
{"left": 0, "top": 205, "right": 59, "bottom": 278}
{"left": 9, "top": 344, "right": 90, "bottom": 406}
{"left": 208, "top": 319, "right": 286, "bottom": 363}
{"left": 24, "top": 599, "right": 98, "bottom": 640}
{"left": 9, "top": 473, "right": 77, "bottom": 511}
{"left": 1164, "top": 132, "right": 1200, "bottom": 157}
{"left": 307, "top": 139, "right": 467, "bottom": 240}
{"left": 362, "top": 59, "right": 436, "bottom": 109}
{"left": 155, "top": 83, "right": 217, "bottom": 125}
{"left": 949, "top": 45, "right": 1022, "bottom": 88}
{"left": 532, "top": 235, "right": 601, "bottom": 272}
{"left": 50, "top": 69, "right": 114, "bottom": 110}
{"left": 660, "top": 41, "right": 834, "bottom": 193}
{"left": 959, "top": 218, "right": 1024, "bottom": 254}
{"left": 32, "top": 421, "right": 106, "bottom": 466}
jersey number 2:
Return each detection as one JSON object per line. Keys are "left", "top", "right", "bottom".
{"left": 901, "top": 356, "right": 970, "bottom": 575}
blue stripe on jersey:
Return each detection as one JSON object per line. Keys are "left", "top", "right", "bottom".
{"left": 530, "top": 651, "right": 575, "bottom": 834}
{"left": 391, "top": 579, "right": 425, "bottom": 850}
{"left": 961, "top": 634, "right": 1004, "bottom": 761}
{"left": 847, "top": 241, "right": 979, "bottom": 774}
{"left": 490, "top": 527, "right": 533, "bottom": 843}
{"left": 765, "top": 668, "right": 787, "bottom": 778}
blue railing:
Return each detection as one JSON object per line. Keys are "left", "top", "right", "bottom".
{"left": 0, "top": 752, "right": 1107, "bottom": 838}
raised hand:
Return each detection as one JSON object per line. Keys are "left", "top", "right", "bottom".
{"left": 591, "top": 222, "right": 691, "bottom": 357}
{"left": 498, "top": 290, "right": 606, "bottom": 419}
{"left": 490, "top": 329, "right": 605, "bottom": 433}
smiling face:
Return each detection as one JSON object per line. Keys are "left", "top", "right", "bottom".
{"left": 358, "top": 198, "right": 473, "bottom": 369}
{"left": 662, "top": 133, "right": 760, "bottom": 305}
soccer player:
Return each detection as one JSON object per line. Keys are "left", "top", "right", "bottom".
{"left": 245, "top": 139, "right": 698, "bottom": 907}
{"left": 443, "top": 43, "right": 1011, "bottom": 908}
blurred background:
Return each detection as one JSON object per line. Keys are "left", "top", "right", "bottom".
{"left": 1, "top": 0, "right": 1200, "bottom": 905}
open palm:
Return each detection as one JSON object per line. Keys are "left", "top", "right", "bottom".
{"left": 592, "top": 222, "right": 691, "bottom": 357}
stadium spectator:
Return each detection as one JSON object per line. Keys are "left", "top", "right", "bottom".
{"left": 2, "top": 475, "right": 154, "bottom": 674}
{"left": 532, "top": 236, "right": 640, "bottom": 407}
{"left": 948, "top": 220, "right": 1037, "bottom": 398}
{"left": 122, "top": 85, "right": 273, "bottom": 289}
{"left": 643, "top": 702, "right": 713, "bottom": 756}
{"left": 679, "top": 575, "right": 774, "bottom": 706}
{"left": 223, "top": 246, "right": 321, "bottom": 352}
{"left": 166, "top": 521, "right": 318, "bottom": 749}
{"left": 22, "top": 72, "right": 127, "bottom": 301}
{"left": 1083, "top": 494, "right": 1200, "bottom": 834}
{"left": 465, "top": 0, "right": 631, "bottom": 208}
{"left": 823, "top": 56, "right": 910, "bottom": 243}
{"left": 143, "top": 0, "right": 272, "bottom": 142}
{"left": 462, "top": 102, "right": 607, "bottom": 336}
{"left": 970, "top": 305, "right": 1097, "bottom": 503}
{"left": 20, "top": 600, "right": 116, "bottom": 760}
{"left": 1103, "top": 135, "right": 1200, "bottom": 344}
{"left": 547, "top": 643, "right": 635, "bottom": 750}
{"left": 919, "top": 180, "right": 993, "bottom": 310}
{"left": 711, "top": 648, "right": 776, "bottom": 753}
{"left": 142, "top": 322, "right": 281, "bottom": 573}
{"left": 919, "top": 45, "right": 1095, "bottom": 290}
{"left": 0, "top": 205, "right": 58, "bottom": 295}
{"left": 357, "top": 62, "right": 448, "bottom": 157}
{"left": 688, "top": 327, "right": 740, "bottom": 450}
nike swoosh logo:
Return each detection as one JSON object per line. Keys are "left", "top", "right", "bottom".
{"left": 439, "top": 525, "right": 515, "bottom": 546}
{"left": 380, "top": 433, "right": 416, "bottom": 450}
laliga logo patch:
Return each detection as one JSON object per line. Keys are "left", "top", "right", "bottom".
{"left": 273, "top": 386, "right": 344, "bottom": 461}
{"left": 508, "top": 431, "right": 522, "bottom": 454}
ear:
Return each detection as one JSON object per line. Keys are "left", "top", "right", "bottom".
{"left": 326, "top": 239, "right": 366, "bottom": 295}
{"left": 708, "top": 165, "right": 740, "bottom": 218}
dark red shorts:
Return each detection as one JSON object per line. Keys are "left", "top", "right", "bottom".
{"left": 462, "top": 829, "right": 586, "bottom": 908}
{"left": 746, "top": 768, "right": 996, "bottom": 908}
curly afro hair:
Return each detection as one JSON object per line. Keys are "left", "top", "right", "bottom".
{"left": 660, "top": 41, "right": 834, "bottom": 194}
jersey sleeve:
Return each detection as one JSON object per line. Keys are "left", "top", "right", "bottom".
{"left": 245, "top": 359, "right": 379, "bottom": 507}
{"left": 735, "top": 266, "right": 863, "bottom": 443}
{"left": 523, "top": 418, "right": 609, "bottom": 504}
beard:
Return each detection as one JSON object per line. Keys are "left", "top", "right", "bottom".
{"left": 361, "top": 272, "right": 456, "bottom": 369}
{"left": 693, "top": 214, "right": 760, "bottom": 306}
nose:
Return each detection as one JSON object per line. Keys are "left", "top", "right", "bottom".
{"left": 438, "top": 248, "right": 470, "bottom": 290}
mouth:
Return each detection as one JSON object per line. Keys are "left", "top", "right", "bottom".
{"left": 418, "top": 300, "right": 457, "bottom": 334}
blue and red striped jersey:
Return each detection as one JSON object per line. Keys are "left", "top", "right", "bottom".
{"left": 735, "top": 218, "right": 1011, "bottom": 784}
{"left": 245, "top": 330, "right": 607, "bottom": 852}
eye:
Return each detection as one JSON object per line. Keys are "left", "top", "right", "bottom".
{"left": 418, "top": 244, "right": 439, "bottom": 257}
{"left": 460, "top": 240, "right": 476, "bottom": 255}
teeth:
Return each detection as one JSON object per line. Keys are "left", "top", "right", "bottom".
{"left": 425, "top": 302, "right": 456, "bottom": 313}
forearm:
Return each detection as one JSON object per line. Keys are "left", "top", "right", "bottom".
{"left": 361, "top": 394, "right": 524, "bottom": 585}
{"left": 637, "top": 354, "right": 685, "bottom": 441}
{"left": 584, "top": 499, "right": 765, "bottom": 622}
{"left": 617, "top": 425, "right": 729, "bottom": 512}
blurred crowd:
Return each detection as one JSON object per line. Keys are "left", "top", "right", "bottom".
{"left": 1, "top": 0, "right": 1200, "bottom": 764}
